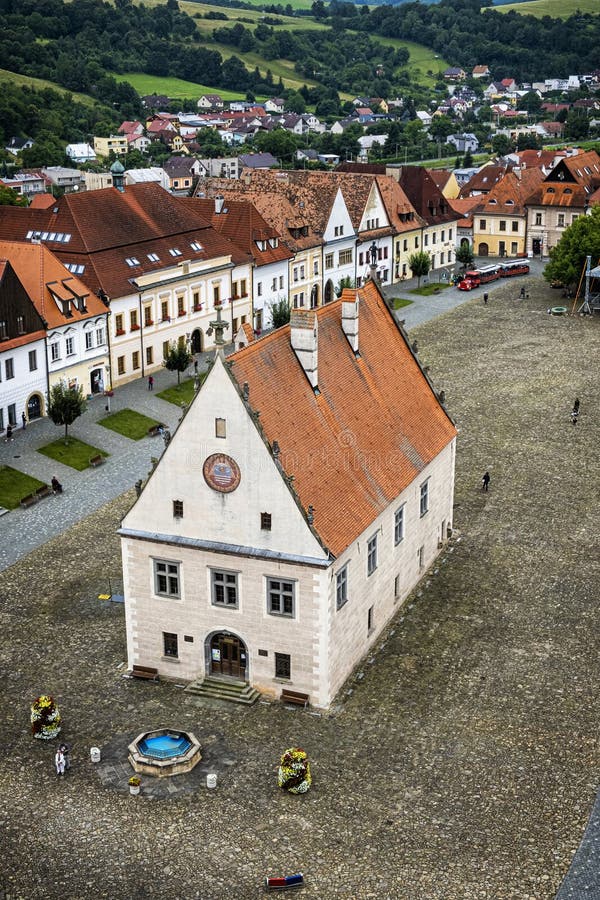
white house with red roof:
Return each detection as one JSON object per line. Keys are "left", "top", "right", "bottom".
{"left": 120, "top": 281, "right": 457, "bottom": 708}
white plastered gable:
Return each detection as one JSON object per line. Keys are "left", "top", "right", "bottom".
{"left": 323, "top": 187, "right": 354, "bottom": 242}
{"left": 358, "top": 181, "right": 390, "bottom": 231}
{"left": 122, "top": 354, "right": 328, "bottom": 562}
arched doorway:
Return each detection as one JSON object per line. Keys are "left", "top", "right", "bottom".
{"left": 478, "top": 243, "right": 489, "bottom": 257}
{"left": 324, "top": 280, "right": 335, "bottom": 304}
{"left": 208, "top": 632, "right": 248, "bottom": 680}
{"left": 27, "top": 393, "right": 43, "bottom": 420}
{"left": 90, "top": 367, "right": 104, "bottom": 394}
{"left": 191, "top": 328, "right": 203, "bottom": 353}
{"left": 310, "top": 284, "right": 319, "bottom": 308}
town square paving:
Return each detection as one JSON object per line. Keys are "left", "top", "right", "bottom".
{"left": 1, "top": 276, "right": 599, "bottom": 899}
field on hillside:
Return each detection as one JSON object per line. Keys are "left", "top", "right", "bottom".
{"left": 497, "top": 0, "right": 598, "bottom": 16}
{"left": 0, "top": 68, "right": 100, "bottom": 107}
{"left": 112, "top": 74, "right": 243, "bottom": 102}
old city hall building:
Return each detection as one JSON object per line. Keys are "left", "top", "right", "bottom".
{"left": 120, "top": 279, "right": 457, "bottom": 708}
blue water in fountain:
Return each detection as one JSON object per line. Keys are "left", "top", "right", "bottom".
{"left": 139, "top": 733, "right": 191, "bottom": 759}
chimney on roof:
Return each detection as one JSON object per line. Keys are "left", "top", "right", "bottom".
{"left": 290, "top": 309, "right": 318, "bottom": 391}
{"left": 215, "top": 194, "right": 225, "bottom": 214}
{"left": 341, "top": 292, "right": 359, "bottom": 354}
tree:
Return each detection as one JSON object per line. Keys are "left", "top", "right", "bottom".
{"left": 0, "top": 185, "right": 28, "bottom": 207}
{"left": 544, "top": 206, "right": 600, "bottom": 289}
{"left": 47, "top": 382, "right": 87, "bottom": 442}
{"left": 269, "top": 297, "right": 292, "bottom": 328}
{"left": 491, "top": 133, "right": 512, "bottom": 157}
{"left": 408, "top": 250, "right": 431, "bottom": 286}
{"left": 163, "top": 341, "right": 193, "bottom": 384}
{"left": 335, "top": 276, "right": 355, "bottom": 297}
{"left": 455, "top": 243, "right": 474, "bottom": 269}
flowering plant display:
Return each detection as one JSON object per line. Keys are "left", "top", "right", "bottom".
{"left": 30, "top": 695, "right": 61, "bottom": 740}
{"left": 128, "top": 775, "right": 141, "bottom": 787}
{"left": 277, "top": 747, "right": 311, "bottom": 794}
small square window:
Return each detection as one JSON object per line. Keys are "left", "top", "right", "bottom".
{"left": 184, "top": 635, "right": 194, "bottom": 643}
{"left": 173, "top": 499, "right": 183, "bottom": 518}
{"left": 163, "top": 632, "right": 178, "bottom": 658}
{"left": 215, "top": 417, "right": 226, "bottom": 438}
{"left": 275, "top": 652, "right": 291, "bottom": 679}
{"left": 261, "top": 512, "right": 272, "bottom": 531}
{"left": 258, "top": 648, "right": 268, "bottom": 657}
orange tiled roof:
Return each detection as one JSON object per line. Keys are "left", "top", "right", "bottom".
{"left": 0, "top": 240, "right": 106, "bottom": 329}
{"left": 189, "top": 197, "right": 293, "bottom": 268}
{"left": 229, "top": 280, "right": 456, "bottom": 557}
{"left": 472, "top": 168, "right": 544, "bottom": 217}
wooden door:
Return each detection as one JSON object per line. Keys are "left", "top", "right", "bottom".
{"left": 210, "top": 634, "right": 247, "bottom": 679}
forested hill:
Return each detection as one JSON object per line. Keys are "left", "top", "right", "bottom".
{"left": 0, "top": 0, "right": 598, "bottom": 114}
{"left": 364, "top": 0, "right": 600, "bottom": 80}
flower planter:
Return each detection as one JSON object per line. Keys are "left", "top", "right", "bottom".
{"left": 131, "top": 325, "right": 140, "bottom": 332}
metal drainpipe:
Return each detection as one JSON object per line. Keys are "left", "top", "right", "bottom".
{"left": 138, "top": 291, "right": 145, "bottom": 378}
{"left": 104, "top": 302, "right": 113, "bottom": 391}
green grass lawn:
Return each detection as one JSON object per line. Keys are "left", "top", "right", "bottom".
{"left": 98, "top": 409, "right": 164, "bottom": 440}
{"left": 390, "top": 298, "right": 414, "bottom": 310}
{"left": 410, "top": 284, "right": 451, "bottom": 296}
{"left": 38, "top": 438, "right": 109, "bottom": 471}
{"left": 157, "top": 375, "right": 204, "bottom": 407}
{"left": 0, "top": 67, "right": 103, "bottom": 107}
{"left": 0, "top": 466, "right": 46, "bottom": 510}
{"left": 498, "top": 0, "right": 598, "bottom": 17}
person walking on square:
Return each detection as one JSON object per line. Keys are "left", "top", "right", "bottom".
{"left": 55, "top": 746, "right": 66, "bottom": 776}
{"left": 519, "top": 286, "right": 526, "bottom": 299}
{"left": 21, "top": 412, "right": 26, "bottom": 429}
{"left": 483, "top": 292, "right": 488, "bottom": 305}
{"left": 5, "top": 424, "right": 13, "bottom": 442}
{"left": 482, "top": 471, "right": 490, "bottom": 492}
{"left": 59, "top": 743, "right": 70, "bottom": 771}
{"left": 148, "top": 375, "right": 154, "bottom": 391}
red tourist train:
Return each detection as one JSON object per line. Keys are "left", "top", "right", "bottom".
{"left": 457, "top": 260, "right": 530, "bottom": 291}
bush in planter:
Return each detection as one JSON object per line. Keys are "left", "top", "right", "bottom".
{"left": 31, "top": 694, "right": 61, "bottom": 740}
{"left": 277, "top": 747, "right": 311, "bottom": 794}
{"left": 128, "top": 775, "right": 141, "bottom": 787}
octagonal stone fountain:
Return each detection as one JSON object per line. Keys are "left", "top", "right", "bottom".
{"left": 128, "top": 728, "right": 202, "bottom": 778}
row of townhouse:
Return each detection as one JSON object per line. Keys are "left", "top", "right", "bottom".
{"left": 0, "top": 165, "right": 461, "bottom": 405}
{"left": 0, "top": 240, "right": 109, "bottom": 430}
{"left": 453, "top": 150, "right": 600, "bottom": 258}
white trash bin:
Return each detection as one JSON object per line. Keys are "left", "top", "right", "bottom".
{"left": 90, "top": 747, "right": 101, "bottom": 763}
{"left": 206, "top": 773, "right": 217, "bottom": 789}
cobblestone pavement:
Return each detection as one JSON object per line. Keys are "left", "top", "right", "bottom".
{"left": 1, "top": 276, "right": 599, "bottom": 900}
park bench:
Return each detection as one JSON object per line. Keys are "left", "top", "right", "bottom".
{"left": 89, "top": 454, "right": 104, "bottom": 467}
{"left": 130, "top": 665, "right": 159, "bottom": 682}
{"left": 20, "top": 493, "right": 38, "bottom": 508}
{"left": 280, "top": 689, "right": 309, "bottom": 708}
{"left": 35, "top": 484, "right": 52, "bottom": 500}
{"left": 147, "top": 423, "right": 164, "bottom": 437}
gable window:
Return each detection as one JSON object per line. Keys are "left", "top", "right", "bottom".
{"left": 50, "top": 343, "right": 60, "bottom": 362}
{"left": 0, "top": 320, "right": 6, "bottom": 339}
{"left": 261, "top": 512, "right": 272, "bottom": 531}
{"left": 420, "top": 480, "right": 429, "bottom": 517}
{"left": 367, "top": 534, "right": 378, "bottom": 576}
{"left": 173, "top": 499, "right": 183, "bottom": 518}
{"left": 163, "top": 632, "right": 178, "bottom": 658}
{"left": 16, "top": 315, "right": 24, "bottom": 334}
{"left": 394, "top": 505, "right": 405, "bottom": 545}
{"left": 211, "top": 570, "right": 238, "bottom": 608}
{"left": 275, "top": 653, "right": 291, "bottom": 680}
{"left": 267, "top": 578, "right": 295, "bottom": 618}
{"left": 29, "top": 350, "right": 37, "bottom": 371}
{"left": 336, "top": 566, "right": 348, "bottom": 610}
{"left": 154, "top": 560, "right": 180, "bottom": 598}
{"left": 84, "top": 333, "right": 93, "bottom": 351}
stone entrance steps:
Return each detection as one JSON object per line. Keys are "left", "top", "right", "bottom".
{"left": 184, "top": 675, "right": 260, "bottom": 705}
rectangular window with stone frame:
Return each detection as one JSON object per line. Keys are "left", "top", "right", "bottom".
{"left": 154, "top": 560, "right": 180, "bottom": 598}
{"left": 275, "top": 652, "right": 291, "bottom": 679}
{"left": 163, "top": 632, "right": 178, "bottom": 658}
{"left": 211, "top": 570, "right": 238, "bottom": 608}
{"left": 267, "top": 578, "right": 295, "bottom": 617}
{"left": 336, "top": 565, "right": 348, "bottom": 609}
{"left": 367, "top": 534, "right": 377, "bottom": 576}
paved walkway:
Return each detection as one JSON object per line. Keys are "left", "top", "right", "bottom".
{"left": 0, "top": 258, "right": 548, "bottom": 573}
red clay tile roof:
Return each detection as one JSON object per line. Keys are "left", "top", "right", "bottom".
{"left": 189, "top": 197, "right": 293, "bottom": 268}
{"left": 471, "top": 168, "right": 544, "bottom": 217}
{"left": 397, "top": 167, "right": 458, "bottom": 226}
{"left": 526, "top": 150, "right": 600, "bottom": 208}
{"left": 229, "top": 279, "right": 456, "bottom": 557}
{"left": 0, "top": 183, "right": 247, "bottom": 299}
{"left": 0, "top": 240, "right": 106, "bottom": 329}
{"left": 29, "top": 194, "right": 55, "bottom": 209}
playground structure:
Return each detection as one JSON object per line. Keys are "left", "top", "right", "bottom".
{"left": 573, "top": 256, "right": 600, "bottom": 315}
